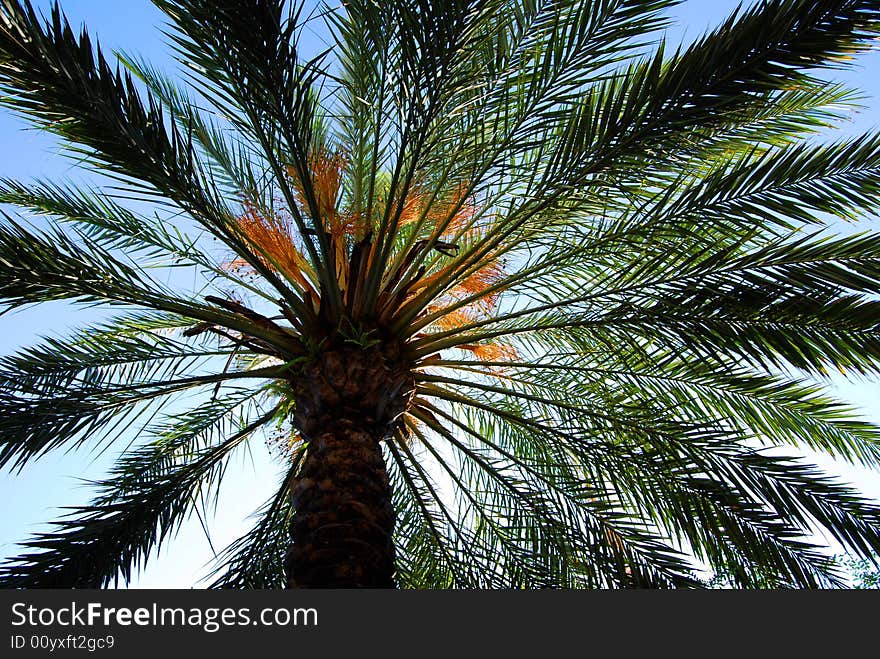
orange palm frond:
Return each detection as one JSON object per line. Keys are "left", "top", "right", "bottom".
{"left": 410, "top": 250, "right": 506, "bottom": 326}
{"left": 446, "top": 257, "right": 506, "bottom": 313}
{"left": 220, "top": 257, "right": 253, "bottom": 273}
{"left": 460, "top": 342, "right": 519, "bottom": 362}
{"left": 339, "top": 210, "right": 370, "bottom": 239}
{"left": 423, "top": 182, "right": 477, "bottom": 239}
{"left": 393, "top": 181, "right": 477, "bottom": 239}
{"left": 311, "top": 150, "right": 346, "bottom": 231}
{"left": 235, "top": 202, "right": 316, "bottom": 295}
{"left": 286, "top": 148, "right": 348, "bottom": 236}
{"left": 424, "top": 304, "right": 482, "bottom": 331}
{"left": 396, "top": 192, "right": 424, "bottom": 228}
{"left": 432, "top": 192, "right": 477, "bottom": 240}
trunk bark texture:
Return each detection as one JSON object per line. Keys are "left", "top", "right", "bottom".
{"left": 286, "top": 343, "right": 413, "bottom": 588}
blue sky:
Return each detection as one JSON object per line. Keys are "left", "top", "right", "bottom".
{"left": 1, "top": 0, "right": 879, "bottom": 587}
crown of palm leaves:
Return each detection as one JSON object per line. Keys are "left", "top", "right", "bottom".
{"left": 2, "top": 0, "right": 880, "bottom": 588}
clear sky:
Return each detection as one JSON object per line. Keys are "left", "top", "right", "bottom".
{"left": 1, "top": 0, "right": 878, "bottom": 587}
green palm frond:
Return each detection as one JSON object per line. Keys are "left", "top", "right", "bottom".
{"left": 0, "top": 402, "right": 278, "bottom": 587}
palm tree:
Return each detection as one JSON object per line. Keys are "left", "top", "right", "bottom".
{"left": 2, "top": 0, "right": 880, "bottom": 589}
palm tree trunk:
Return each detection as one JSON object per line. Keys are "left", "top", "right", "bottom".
{"left": 286, "top": 343, "right": 412, "bottom": 588}
{"left": 287, "top": 418, "right": 396, "bottom": 588}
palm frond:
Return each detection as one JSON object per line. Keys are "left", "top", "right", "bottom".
{"left": 0, "top": 404, "right": 277, "bottom": 587}
{"left": 3, "top": 0, "right": 880, "bottom": 589}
